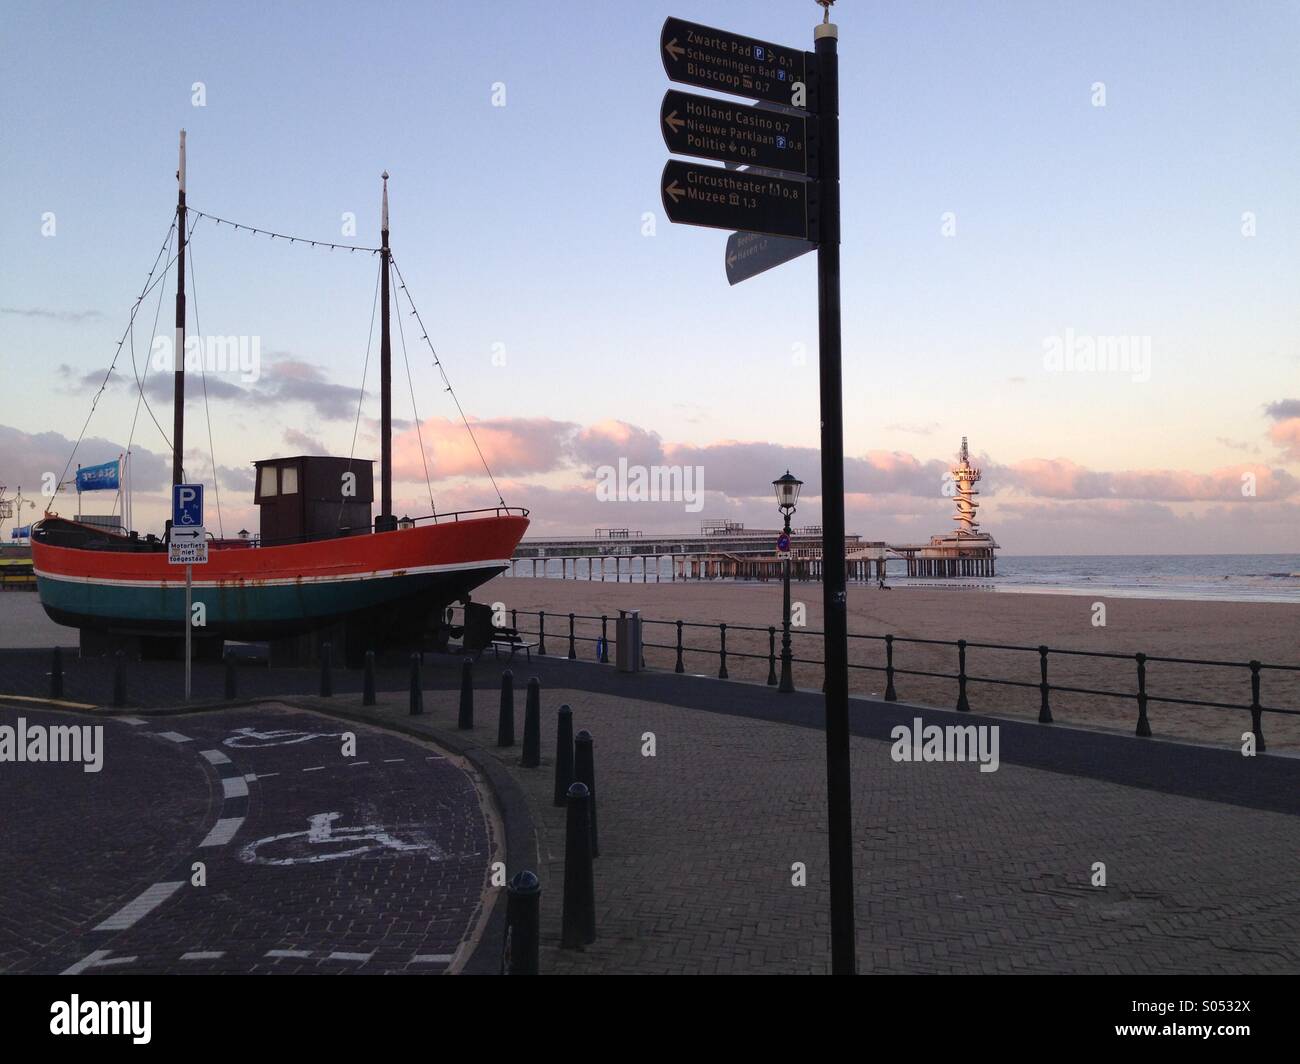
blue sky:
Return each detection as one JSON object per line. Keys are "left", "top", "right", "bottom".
{"left": 2, "top": 0, "right": 1298, "bottom": 550}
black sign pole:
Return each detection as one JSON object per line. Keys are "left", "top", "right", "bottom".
{"left": 813, "top": 17, "right": 856, "bottom": 975}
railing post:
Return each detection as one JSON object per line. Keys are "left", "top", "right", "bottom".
{"left": 956, "top": 639, "right": 970, "bottom": 712}
{"left": 319, "top": 641, "right": 333, "bottom": 698}
{"left": 1249, "top": 660, "right": 1266, "bottom": 753}
{"left": 497, "top": 669, "right": 515, "bottom": 747}
{"left": 567, "top": 613, "right": 577, "bottom": 659}
{"left": 674, "top": 620, "right": 684, "bottom": 673}
{"left": 1037, "top": 645, "right": 1052, "bottom": 723}
{"left": 503, "top": 870, "right": 541, "bottom": 975}
{"left": 408, "top": 653, "right": 423, "bottom": 716}
{"left": 1135, "top": 653, "right": 1151, "bottom": 737}
{"left": 767, "top": 627, "right": 778, "bottom": 686}
{"left": 50, "top": 646, "right": 63, "bottom": 699}
{"left": 537, "top": 611, "right": 547, "bottom": 656}
{"left": 884, "top": 634, "right": 897, "bottom": 701}
{"left": 718, "top": 623, "right": 728, "bottom": 680}
{"left": 600, "top": 615, "right": 609, "bottom": 664}
{"left": 225, "top": 649, "right": 237, "bottom": 700}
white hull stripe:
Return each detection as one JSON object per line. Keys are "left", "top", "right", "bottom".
{"left": 33, "top": 557, "right": 511, "bottom": 591}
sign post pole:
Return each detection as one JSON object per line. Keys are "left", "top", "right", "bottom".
{"left": 185, "top": 563, "right": 192, "bottom": 701}
{"left": 812, "top": 15, "right": 856, "bottom": 976}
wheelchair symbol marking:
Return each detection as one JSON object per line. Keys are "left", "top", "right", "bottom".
{"left": 223, "top": 726, "right": 345, "bottom": 749}
{"left": 238, "top": 812, "right": 448, "bottom": 867}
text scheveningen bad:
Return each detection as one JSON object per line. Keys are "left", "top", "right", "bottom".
{"left": 0, "top": 718, "right": 104, "bottom": 772}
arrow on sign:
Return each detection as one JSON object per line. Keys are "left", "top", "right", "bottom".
{"left": 663, "top": 109, "right": 685, "bottom": 134}
{"left": 664, "top": 180, "right": 685, "bottom": 204}
{"left": 664, "top": 37, "right": 684, "bottom": 62}
{"left": 172, "top": 529, "right": 203, "bottom": 540}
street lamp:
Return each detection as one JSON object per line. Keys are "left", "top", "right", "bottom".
{"left": 398, "top": 515, "right": 415, "bottom": 530}
{"left": 773, "top": 470, "right": 802, "bottom": 693}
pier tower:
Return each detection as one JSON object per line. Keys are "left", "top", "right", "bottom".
{"left": 951, "top": 436, "right": 981, "bottom": 536}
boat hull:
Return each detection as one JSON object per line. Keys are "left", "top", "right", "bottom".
{"left": 32, "top": 514, "right": 528, "bottom": 642}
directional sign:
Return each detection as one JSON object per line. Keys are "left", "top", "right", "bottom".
{"left": 661, "top": 159, "right": 814, "bottom": 240}
{"left": 172, "top": 483, "right": 203, "bottom": 528}
{"left": 726, "top": 230, "right": 817, "bottom": 285}
{"left": 661, "top": 90, "right": 814, "bottom": 174}
{"left": 168, "top": 526, "right": 208, "bottom": 565}
{"left": 661, "top": 17, "right": 812, "bottom": 109}
{"left": 777, "top": 532, "right": 791, "bottom": 553}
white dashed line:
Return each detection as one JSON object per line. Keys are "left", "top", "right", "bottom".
{"left": 327, "top": 951, "right": 373, "bottom": 962}
{"left": 117, "top": 716, "right": 146, "bottom": 726}
{"left": 302, "top": 766, "right": 325, "bottom": 773}
{"left": 382, "top": 758, "right": 405, "bottom": 763}
{"left": 249, "top": 771, "right": 278, "bottom": 779}
{"left": 348, "top": 761, "right": 370, "bottom": 768}
{"left": 424, "top": 755, "right": 445, "bottom": 761}
{"left": 411, "top": 953, "right": 454, "bottom": 964}
{"left": 62, "top": 949, "right": 111, "bottom": 975}
{"left": 158, "top": 731, "right": 192, "bottom": 743}
{"left": 199, "top": 817, "right": 245, "bottom": 847}
{"left": 266, "top": 949, "right": 313, "bottom": 959}
{"left": 181, "top": 951, "right": 225, "bottom": 961}
{"left": 222, "top": 776, "right": 249, "bottom": 799}
{"left": 200, "top": 749, "right": 231, "bottom": 765}
{"left": 93, "top": 881, "right": 184, "bottom": 931}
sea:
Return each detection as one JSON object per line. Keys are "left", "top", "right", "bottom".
{"left": 512, "top": 553, "right": 1300, "bottom": 604}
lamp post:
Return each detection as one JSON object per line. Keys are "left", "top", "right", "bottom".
{"left": 773, "top": 471, "right": 802, "bottom": 694}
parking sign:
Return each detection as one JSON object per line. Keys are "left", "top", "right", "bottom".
{"left": 173, "top": 483, "right": 203, "bottom": 527}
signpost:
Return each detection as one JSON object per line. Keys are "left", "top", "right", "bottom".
{"left": 777, "top": 532, "right": 791, "bottom": 554}
{"left": 660, "top": 89, "right": 814, "bottom": 173}
{"left": 658, "top": 4, "right": 856, "bottom": 974}
{"left": 660, "top": 159, "right": 814, "bottom": 240}
{"left": 169, "top": 484, "right": 207, "bottom": 700}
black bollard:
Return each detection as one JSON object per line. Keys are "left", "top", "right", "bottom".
{"left": 497, "top": 670, "right": 515, "bottom": 747}
{"left": 112, "top": 650, "right": 126, "bottom": 708}
{"left": 409, "top": 652, "right": 423, "bottom": 715}
{"left": 362, "top": 650, "right": 376, "bottom": 706}
{"left": 50, "top": 646, "right": 63, "bottom": 700}
{"left": 521, "top": 677, "right": 541, "bottom": 767}
{"left": 458, "top": 657, "right": 474, "bottom": 729}
{"left": 224, "top": 650, "right": 237, "bottom": 700}
{"left": 320, "top": 641, "right": 333, "bottom": 698}
{"left": 574, "top": 729, "right": 599, "bottom": 858}
{"left": 560, "top": 781, "right": 596, "bottom": 948}
{"left": 553, "top": 704, "right": 574, "bottom": 806}
{"left": 504, "top": 870, "right": 541, "bottom": 974}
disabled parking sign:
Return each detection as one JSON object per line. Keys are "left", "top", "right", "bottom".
{"left": 172, "top": 483, "right": 203, "bottom": 527}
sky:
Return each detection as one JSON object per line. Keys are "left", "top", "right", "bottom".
{"left": 2, "top": 0, "right": 1298, "bottom": 553}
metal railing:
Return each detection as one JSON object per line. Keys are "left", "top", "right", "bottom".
{"left": 447, "top": 606, "right": 1298, "bottom": 750}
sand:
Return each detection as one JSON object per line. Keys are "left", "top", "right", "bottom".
{"left": 476, "top": 574, "right": 1300, "bottom": 753}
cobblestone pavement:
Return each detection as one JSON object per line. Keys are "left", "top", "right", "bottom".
{"left": 288, "top": 668, "right": 1300, "bottom": 975}
{"left": 0, "top": 703, "right": 497, "bottom": 974}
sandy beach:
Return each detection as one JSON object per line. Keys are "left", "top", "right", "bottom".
{"left": 477, "top": 575, "right": 1300, "bottom": 752}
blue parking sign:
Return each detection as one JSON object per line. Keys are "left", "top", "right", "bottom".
{"left": 172, "top": 483, "right": 204, "bottom": 527}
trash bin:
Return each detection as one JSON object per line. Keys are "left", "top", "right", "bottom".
{"left": 615, "top": 609, "right": 642, "bottom": 673}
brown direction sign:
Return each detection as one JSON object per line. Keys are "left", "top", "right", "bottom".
{"left": 660, "top": 16, "right": 812, "bottom": 110}
{"left": 661, "top": 89, "right": 814, "bottom": 174}
{"left": 725, "top": 230, "right": 817, "bottom": 286}
{"left": 661, "top": 159, "right": 814, "bottom": 240}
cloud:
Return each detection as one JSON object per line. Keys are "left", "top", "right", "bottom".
{"left": 1001, "top": 457, "right": 1297, "bottom": 501}
{"left": 283, "top": 428, "right": 326, "bottom": 454}
{"left": 393, "top": 416, "right": 577, "bottom": 479}
{"left": 1, "top": 306, "right": 104, "bottom": 324}
{"left": 1268, "top": 419, "right": 1300, "bottom": 461}
{"left": 1264, "top": 399, "right": 1300, "bottom": 421}
{"left": 884, "top": 422, "right": 940, "bottom": 435}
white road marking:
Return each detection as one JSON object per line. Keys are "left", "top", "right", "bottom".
{"left": 159, "top": 731, "right": 192, "bottom": 743}
{"left": 411, "top": 953, "right": 454, "bottom": 964}
{"left": 248, "top": 771, "right": 278, "bottom": 779}
{"left": 266, "top": 949, "right": 313, "bottom": 959}
{"left": 424, "top": 755, "right": 445, "bottom": 761}
{"left": 382, "top": 758, "right": 405, "bottom": 763}
{"left": 181, "top": 951, "right": 225, "bottom": 960}
{"left": 222, "top": 776, "right": 249, "bottom": 799}
{"left": 93, "top": 881, "right": 184, "bottom": 931}
{"left": 117, "top": 716, "right": 146, "bottom": 726}
{"left": 199, "top": 817, "right": 245, "bottom": 848}
{"left": 302, "top": 766, "right": 325, "bottom": 772}
{"left": 328, "top": 951, "right": 373, "bottom": 962}
{"left": 200, "top": 749, "right": 232, "bottom": 765}
{"left": 348, "top": 761, "right": 370, "bottom": 767}
{"left": 62, "top": 949, "right": 110, "bottom": 975}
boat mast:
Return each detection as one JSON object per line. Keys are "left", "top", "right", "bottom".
{"left": 377, "top": 171, "right": 395, "bottom": 532}
{"left": 172, "top": 129, "right": 187, "bottom": 487}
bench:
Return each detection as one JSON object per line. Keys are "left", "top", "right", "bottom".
{"left": 490, "top": 630, "right": 538, "bottom": 661}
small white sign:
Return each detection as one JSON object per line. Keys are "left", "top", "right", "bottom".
{"left": 169, "top": 526, "right": 208, "bottom": 565}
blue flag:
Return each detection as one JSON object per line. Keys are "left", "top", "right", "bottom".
{"left": 10, "top": 525, "right": 31, "bottom": 540}
{"left": 76, "top": 460, "right": 120, "bottom": 492}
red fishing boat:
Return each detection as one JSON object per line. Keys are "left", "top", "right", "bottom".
{"left": 32, "top": 132, "right": 528, "bottom": 657}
